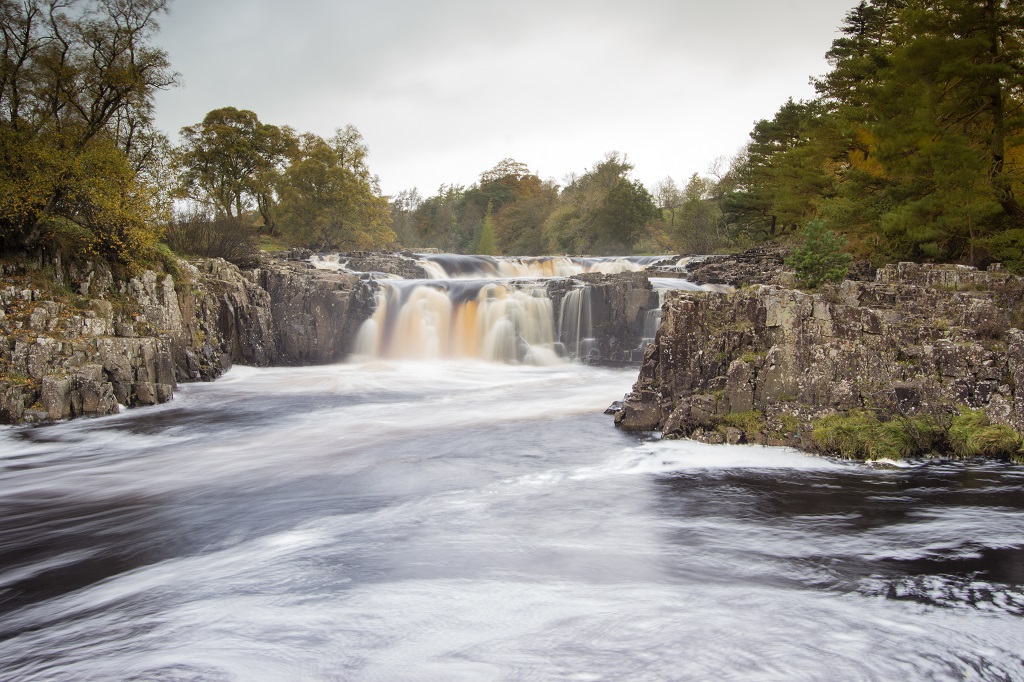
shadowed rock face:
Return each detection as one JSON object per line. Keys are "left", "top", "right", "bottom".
{"left": 543, "top": 271, "right": 661, "bottom": 363}
{"left": 614, "top": 262, "right": 1024, "bottom": 449}
{"left": 255, "top": 260, "right": 377, "bottom": 365}
{"left": 1, "top": 249, "right": 667, "bottom": 423}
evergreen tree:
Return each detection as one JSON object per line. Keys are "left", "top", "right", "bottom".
{"left": 476, "top": 200, "right": 497, "bottom": 255}
{"left": 785, "top": 220, "right": 853, "bottom": 288}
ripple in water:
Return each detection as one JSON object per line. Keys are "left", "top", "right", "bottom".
{"left": 1, "top": 362, "right": 1022, "bottom": 680}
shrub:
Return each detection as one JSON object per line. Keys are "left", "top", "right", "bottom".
{"left": 716, "top": 410, "right": 765, "bottom": 436}
{"left": 785, "top": 220, "right": 853, "bottom": 289}
{"left": 163, "top": 208, "right": 260, "bottom": 266}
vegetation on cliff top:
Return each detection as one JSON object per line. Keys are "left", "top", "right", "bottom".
{"left": 0, "top": 0, "right": 177, "bottom": 273}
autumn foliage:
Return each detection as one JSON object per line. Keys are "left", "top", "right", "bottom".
{"left": 0, "top": 0, "right": 177, "bottom": 271}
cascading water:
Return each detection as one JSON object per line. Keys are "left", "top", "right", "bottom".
{"left": 351, "top": 257, "right": 731, "bottom": 366}
{"left": 556, "top": 286, "right": 596, "bottom": 362}
{"left": 355, "top": 280, "right": 560, "bottom": 364}
{"left": 415, "top": 254, "right": 673, "bottom": 279}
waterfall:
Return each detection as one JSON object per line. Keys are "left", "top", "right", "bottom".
{"left": 415, "top": 254, "right": 674, "bottom": 279}
{"left": 354, "top": 281, "right": 560, "bottom": 364}
{"left": 556, "top": 287, "right": 596, "bottom": 362}
{"left": 346, "top": 253, "right": 723, "bottom": 366}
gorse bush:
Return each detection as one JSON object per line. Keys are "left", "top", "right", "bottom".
{"left": 785, "top": 220, "right": 853, "bottom": 289}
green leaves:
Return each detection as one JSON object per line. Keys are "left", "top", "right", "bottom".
{"left": 275, "top": 128, "right": 394, "bottom": 251}
{"left": 728, "top": 0, "right": 1024, "bottom": 268}
{"left": 176, "top": 107, "right": 295, "bottom": 228}
{"left": 542, "top": 153, "right": 658, "bottom": 255}
{"left": 784, "top": 220, "right": 852, "bottom": 289}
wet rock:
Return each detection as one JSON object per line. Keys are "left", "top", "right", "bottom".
{"left": 683, "top": 244, "right": 789, "bottom": 287}
{"left": 256, "top": 261, "right": 375, "bottom": 364}
{"left": 341, "top": 252, "right": 430, "bottom": 279}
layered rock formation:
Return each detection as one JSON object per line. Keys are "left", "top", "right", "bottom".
{"left": 0, "top": 255, "right": 376, "bottom": 423}
{"left": 615, "top": 262, "right": 1024, "bottom": 452}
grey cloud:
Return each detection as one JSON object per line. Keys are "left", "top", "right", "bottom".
{"left": 154, "top": 0, "right": 855, "bottom": 194}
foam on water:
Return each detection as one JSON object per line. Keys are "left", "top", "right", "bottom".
{"left": 2, "top": 362, "right": 1024, "bottom": 680}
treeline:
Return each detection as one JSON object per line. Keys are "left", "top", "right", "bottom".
{"left": 390, "top": 155, "right": 662, "bottom": 256}
{"left": 718, "top": 0, "right": 1024, "bottom": 270}
{"left": 403, "top": 0, "right": 1024, "bottom": 269}
{"left": 4, "top": 0, "right": 1023, "bottom": 271}
{"left": 168, "top": 108, "right": 393, "bottom": 258}
{"left": 0, "top": 0, "right": 177, "bottom": 272}
{"left": 0, "top": 0, "right": 393, "bottom": 272}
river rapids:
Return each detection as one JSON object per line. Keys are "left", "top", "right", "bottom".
{"left": 1, "top": 256, "right": 1023, "bottom": 680}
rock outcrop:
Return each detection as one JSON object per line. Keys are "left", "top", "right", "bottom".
{"left": 680, "top": 244, "right": 790, "bottom": 287}
{"left": 570, "top": 271, "right": 661, "bottom": 362}
{"left": 614, "top": 262, "right": 1024, "bottom": 453}
{"left": 256, "top": 260, "right": 377, "bottom": 364}
{"left": 0, "top": 254, "right": 375, "bottom": 424}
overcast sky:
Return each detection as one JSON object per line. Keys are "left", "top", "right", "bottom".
{"left": 152, "top": 0, "right": 855, "bottom": 197}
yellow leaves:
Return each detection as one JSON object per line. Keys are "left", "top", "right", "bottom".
{"left": 848, "top": 126, "right": 888, "bottom": 179}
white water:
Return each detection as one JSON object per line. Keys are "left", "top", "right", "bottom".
{"left": 414, "top": 254, "right": 672, "bottom": 279}
{"left": 354, "top": 282, "right": 562, "bottom": 364}
{"left": 3, "top": 252, "right": 1024, "bottom": 679}
{"left": 1, "top": 361, "right": 1023, "bottom": 680}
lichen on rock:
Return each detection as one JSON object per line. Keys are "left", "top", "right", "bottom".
{"left": 615, "top": 261, "right": 1024, "bottom": 460}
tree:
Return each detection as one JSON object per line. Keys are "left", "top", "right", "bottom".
{"left": 476, "top": 200, "right": 497, "bottom": 254}
{"left": 493, "top": 177, "right": 558, "bottom": 255}
{"left": 480, "top": 158, "right": 531, "bottom": 185}
{"left": 388, "top": 187, "right": 422, "bottom": 247}
{"left": 784, "top": 220, "right": 853, "bottom": 288}
{"left": 175, "top": 107, "right": 295, "bottom": 232}
{"left": 653, "top": 176, "right": 682, "bottom": 227}
{"left": 723, "top": 99, "right": 832, "bottom": 241}
{"left": 0, "top": 0, "right": 178, "bottom": 267}
{"left": 543, "top": 152, "right": 659, "bottom": 254}
{"left": 276, "top": 128, "right": 394, "bottom": 250}
{"left": 859, "top": 0, "right": 1024, "bottom": 262}
{"left": 814, "top": 0, "right": 906, "bottom": 112}
{"left": 673, "top": 173, "right": 727, "bottom": 253}
{"left": 412, "top": 184, "right": 467, "bottom": 252}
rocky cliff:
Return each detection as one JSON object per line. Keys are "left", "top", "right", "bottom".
{"left": 614, "top": 262, "right": 1024, "bottom": 459}
{"left": 0, "top": 254, "right": 376, "bottom": 424}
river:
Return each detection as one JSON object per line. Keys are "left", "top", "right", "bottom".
{"left": 1, "top": 361, "right": 1022, "bottom": 680}
{"left": 1, "top": 255, "right": 1023, "bottom": 680}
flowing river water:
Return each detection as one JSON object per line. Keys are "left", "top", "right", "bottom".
{"left": 1, "top": 256, "right": 1023, "bottom": 680}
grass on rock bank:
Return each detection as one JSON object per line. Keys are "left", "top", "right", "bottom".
{"left": 810, "top": 408, "right": 1022, "bottom": 462}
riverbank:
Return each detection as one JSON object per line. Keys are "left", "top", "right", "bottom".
{"left": 5, "top": 247, "right": 1024, "bottom": 462}
{"left": 614, "top": 252, "right": 1024, "bottom": 462}
{"left": 0, "top": 252, "right": 377, "bottom": 423}
{"left": 5, "top": 359, "right": 1021, "bottom": 678}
